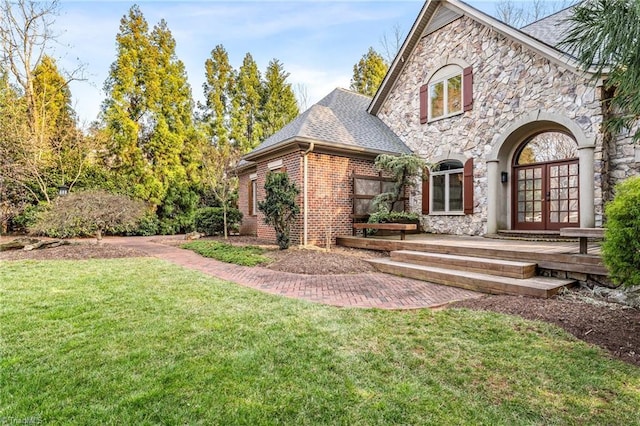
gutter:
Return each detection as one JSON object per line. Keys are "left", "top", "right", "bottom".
{"left": 303, "top": 142, "right": 314, "bottom": 247}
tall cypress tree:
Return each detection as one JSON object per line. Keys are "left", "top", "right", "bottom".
{"left": 102, "top": 5, "right": 198, "bottom": 213}
{"left": 102, "top": 5, "right": 156, "bottom": 201}
{"left": 260, "top": 59, "right": 299, "bottom": 139}
{"left": 230, "top": 52, "right": 263, "bottom": 154}
{"left": 202, "top": 44, "right": 234, "bottom": 149}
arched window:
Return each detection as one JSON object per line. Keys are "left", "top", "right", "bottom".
{"left": 515, "top": 131, "right": 578, "bottom": 165}
{"left": 420, "top": 64, "right": 473, "bottom": 123}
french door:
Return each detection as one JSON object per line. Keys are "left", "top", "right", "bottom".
{"left": 513, "top": 159, "right": 579, "bottom": 231}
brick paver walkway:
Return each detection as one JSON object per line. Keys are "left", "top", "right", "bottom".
{"left": 104, "top": 237, "right": 482, "bottom": 310}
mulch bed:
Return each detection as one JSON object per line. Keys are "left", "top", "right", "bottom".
{"left": 1, "top": 235, "right": 638, "bottom": 367}
{"left": 453, "top": 292, "right": 640, "bottom": 367}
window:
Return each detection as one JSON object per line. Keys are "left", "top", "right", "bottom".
{"left": 431, "top": 160, "right": 464, "bottom": 213}
{"left": 420, "top": 65, "right": 473, "bottom": 124}
{"left": 248, "top": 174, "right": 258, "bottom": 216}
{"left": 429, "top": 73, "right": 462, "bottom": 120}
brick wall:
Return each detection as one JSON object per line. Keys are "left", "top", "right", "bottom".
{"left": 305, "top": 153, "right": 380, "bottom": 247}
{"left": 243, "top": 152, "right": 303, "bottom": 245}
{"left": 239, "top": 149, "right": 391, "bottom": 247}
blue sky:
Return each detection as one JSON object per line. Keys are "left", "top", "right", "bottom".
{"left": 52, "top": 1, "right": 525, "bottom": 125}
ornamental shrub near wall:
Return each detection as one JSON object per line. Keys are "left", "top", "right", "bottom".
{"left": 602, "top": 176, "right": 640, "bottom": 287}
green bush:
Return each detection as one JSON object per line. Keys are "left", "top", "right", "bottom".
{"left": 181, "top": 241, "right": 267, "bottom": 266}
{"left": 156, "top": 184, "right": 199, "bottom": 235}
{"left": 602, "top": 176, "right": 640, "bottom": 287}
{"left": 258, "top": 172, "right": 299, "bottom": 250}
{"left": 194, "top": 207, "right": 242, "bottom": 236}
{"left": 12, "top": 202, "right": 50, "bottom": 233}
{"left": 368, "top": 210, "right": 419, "bottom": 224}
{"left": 127, "top": 212, "right": 160, "bottom": 236}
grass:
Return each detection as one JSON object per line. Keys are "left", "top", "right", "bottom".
{"left": 1, "top": 258, "right": 639, "bottom": 425}
{"left": 181, "top": 240, "right": 269, "bottom": 266}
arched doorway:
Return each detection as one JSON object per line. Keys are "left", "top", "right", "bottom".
{"left": 512, "top": 131, "right": 579, "bottom": 230}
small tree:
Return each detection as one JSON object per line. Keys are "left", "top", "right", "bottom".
{"left": 369, "top": 153, "right": 427, "bottom": 222}
{"left": 602, "top": 176, "right": 640, "bottom": 287}
{"left": 30, "top": 190, "right": 147, "bottom": 241}
{"left": 201, "top": 141, "right": 240, "bottom": 239}
{"left": 258, "top": 171, "right": 299, "bottom": 249}
{"left": 350, "top": 47, "right": 388, "bottom": 97}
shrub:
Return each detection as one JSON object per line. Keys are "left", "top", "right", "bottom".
{"left": 12, "top": 202, "right": 50, "bottom": 233}
{"left": 371, "top": 153, "right": 427, "bottom": 214}
{"left": 194, "top": 207, "right": 242, "bottom": 236}
{"left": 181, "top": 241, "right": 267, "bottom": 266}
{"left": 368, "top": 211, "right": 419, "bottom": 224}
{"left": 30, "top": 190, "right": 147, "bottom": 240}
{"left": 127, "top": 212, "right": 160, "bottom": 236}
{"left": 156, "top": 184, "right": 199, "bottom": 235}
{"left": 258, "top": 172, "right": 299, "bottom": 250}
{"left": 602, "top": 176, "right": 640, "bottom": 287}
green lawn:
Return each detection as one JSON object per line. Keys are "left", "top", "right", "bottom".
{"left": 1, "top": 258, "right": 639, "bottom": 425}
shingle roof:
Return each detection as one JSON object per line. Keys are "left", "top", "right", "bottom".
{"left": 244, "top": 88, "right": 411, "bottom": 160}
{"left": 520, "top": 4, "right": 577, "bottom": 56}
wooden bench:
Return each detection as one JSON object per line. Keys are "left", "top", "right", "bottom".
{"left": 353, "top": 223, "right": 417, "bottom": 240}
{"left": 559, "top": 227, "right": 605, "bottom": 254}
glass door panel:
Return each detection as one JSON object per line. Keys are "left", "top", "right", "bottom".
{"left": 513, "top": 160, "right": 579, "bottom": 231}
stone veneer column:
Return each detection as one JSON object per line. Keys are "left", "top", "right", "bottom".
{"left": 578, "top": 145, "right": 595, "bottom": 228}
{"left": 486, "top": 160, "right": 500, "bottom": 234}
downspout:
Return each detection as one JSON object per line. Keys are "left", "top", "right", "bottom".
{"left": 303, "top": 142, "right": 315, "bottom": 246}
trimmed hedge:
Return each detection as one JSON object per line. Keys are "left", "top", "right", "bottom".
{"left": 194, "top": 207, "right": 242, "bottom": 236}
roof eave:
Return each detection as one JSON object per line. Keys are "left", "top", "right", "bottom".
{"left": 242, "top": 137, "right": 410, "bottom": 163}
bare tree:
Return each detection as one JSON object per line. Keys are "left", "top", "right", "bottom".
{"left": 294, "top": 82, "right": 309, "bottom": 112}
{"left": 495, "top": 0, "right": 576, "bottom": 28}
{"left": 379, "top": 22, "right": 404, "bottom": 64}
{"left": 0, "top": 0, "right": 88, "bottom": 203}
{"left": 201, "top": 142, "right": 241, "bottom": 239}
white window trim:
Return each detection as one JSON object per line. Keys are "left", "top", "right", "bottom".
{"left": 428, "top": 70, "right": 463, "bottom": 122}
{"left": 430, "top": 166, "right": 464, "bottom": 214}
{"left": 268, "top": 159, "right": 283, "bottom": 170}
{"left": 250, "top": 178, "right": 258, "bottom": 216}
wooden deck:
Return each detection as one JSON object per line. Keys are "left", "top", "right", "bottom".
{"left": 337, "top": 233, "right": 606, "bottom": 298}
{"left": 337, "top": 233, "right": 606, "bottom": 276}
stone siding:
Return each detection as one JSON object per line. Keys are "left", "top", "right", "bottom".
{"left": 377, "top": 16, "right": 606, "bottom": 234}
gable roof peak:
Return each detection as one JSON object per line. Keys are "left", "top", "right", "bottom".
{"left": 368, "top": 0, "right": 590, "bottom": 115}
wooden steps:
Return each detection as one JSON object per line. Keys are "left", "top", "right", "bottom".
{"left": 368, "top": 258, "right": 574, "bottom": 298}
{"left": 337, "top": 235, "right": 607, "bottom": 276}
{"left": 391, "top": 250, "right": 537, "bottom": 279}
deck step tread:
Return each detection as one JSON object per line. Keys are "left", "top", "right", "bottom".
{"left": 368, "top": 258, "right": 575, "bottom": 298}
{"left": 392, "top": 250, "right": 537, "bottom": 267}
{"left": 390, "top": 250, "right": 537, "bottom": 279}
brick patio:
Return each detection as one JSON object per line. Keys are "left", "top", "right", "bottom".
{"left": 104, "top": 236, "right": 482, "bottom": 310}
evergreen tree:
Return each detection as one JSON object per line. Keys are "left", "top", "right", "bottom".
{"left": 350, "top": 47, "right": 388, "bottom": 97}
{"left": 32, "top": 55, "right": 89, "bottom": 192}
{"left": 202, "top": 44, "right": 234, "bottom": 148}
{"left": 230, "top": 52, "right": 263, "bottom": 153}
{"left": 102, "top": 5, "right": 156, "bottom": 201}
{"left": 102, "top": 5, "right": 199, "bottom": 216}
{"left": 261, "top": 59, "right": 299, "bottom": 139}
